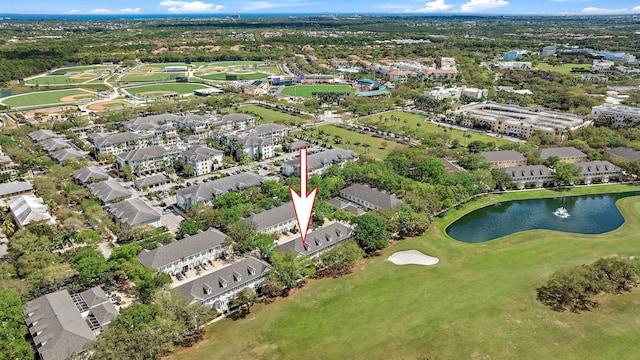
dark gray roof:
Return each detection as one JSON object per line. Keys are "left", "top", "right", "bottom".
{"left": 124, "top": 113, "right": 180, "bottom": 131}
{"left": 250, "top": 123, "right": 287, "bottom": 136}
{"left": 28, "top": 129, "right": 59, "bottom": 142}
{"left": 244, "top": 202, "right": 295, "bottom": 232}
{"left": 177, "top": 172, "right": 265, "bottom": 204}
{"left": 90, "top": 303, "right": 119, "bottom": 327}
{"left": 134, "top": 174, "right": 171, "bottom": 189}
{"left": 537, "top": 147, "right": 587, "bottom": 159}
{"left": 283, "top": 148, "right": 359, "bottom": 172}
{"left": 327, "top": 197, "right": 366, "bottom": 216}
{"left": 277, "top": 222, "right": 353, "bottom": 256}
{"left": 40, "top": 137, "right": 71, "bottom": 152}
{"left": 0, "top": 181, "right": 33, "bottom": 197}
{"left": 502, "top": 165, "right": 553, "bottom": 179}
{"left": 80, "top": 287, "right": 110, "bottom": 308}
{"left": 479, "top": 150, "right": 526, "bottom": 163}
{"left": 237, "top": 135, "right": 272, "bottom": 147}
{"left": 574, "top": 161, "right": 621, "bottom": 175}
{"left": 138, "top": 228, "right": 227, "bottom": 269}
{"left": 25, "top": 290, "right": 96, "bottom": 360}
{"left": 607, "top": 147, "right": 640, "bottom": 161}
{"left": 182, "top": 145, "right": 223, "bottom": 161}
{"left": 87, "top": 180, "right": 132, "bottom": 203}
{"left": 339, "top": 183, "right": 402, "bottom": 209}
{"left": 290, "top": 140, "right": 310, "bottom": 151}
{"left": 89, "top": 132, "right": 148, "bottom": 147}
{"left": 175, "top": 256, "right": 270, "bottom": 303}
{"left": 75, "top": 166, "right": 110, "bottom": 184}
{"left": 50, "top": 148, "right": 86, "bottom": 163}
{"left": 106, "top": 198, "right": 160, "bottom": 226}
{"left": 116, "top": 145, "right": 179, "bottom": 162}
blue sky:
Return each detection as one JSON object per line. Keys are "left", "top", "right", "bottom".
{"left": 3, "top": 0, "right": 640, "bottom": 15}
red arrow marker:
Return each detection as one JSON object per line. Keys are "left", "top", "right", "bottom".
{"left": 289, "top": 148, "right": 318, "bottom": 245}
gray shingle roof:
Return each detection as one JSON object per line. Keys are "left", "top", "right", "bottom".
{"left": 574, "top": 161, "right": 621, "bottom": 175}
{"left": 116, "top": 145, "right": 178, "bottom": 162}
{"left": 40, "top": 137, "right": 71, "bottom": 152}
{"left": 0, "top": 181, "right": 33, "bottom": 197}
{"left": 607, "top": 147, "right": 640, "bottom": 161}
{"left": 75, "top": 166, "right": 110, "bottom": 184}
{"left": 283, "top": 148, "right": 358, "bottom": 172}
{"left": 89, "top": 132, "right": 147, "bottom": 147}
{"left": 134, "top": 174, "right": 171, "bottom": 189}
{"left": 182, "top": 145, "right": 223, "bottom": 161}
{"left": 175, "top": 256, "right": 270, "bottom": 303}
{"left": 244, "top": 202, "right": 295, "bottom": 232}
{"left": 106, "top": 198, "right": 160, "bottom": 226}
{"left": 537, "top": 147, "right": 587, "bottom": 159}
{"left": 479, "top": 150, "right": 526, "bottom": 163}
{"left": 87, "top": 180, "right": 132, "bottom": 203}
{"left": 250, "top": 123, "right": 287, "bottom": 136}
{"left": 501, "top": 165, "right": 553, "bottom": 179}
{"left": 339, "top": 183, "right": 402, "bottom": 210}
{"left": 138, "top": 228, "right": 227, "bottom": 269}
{"left": 50, "top": 148, "right": 86, "bottom": 163}
{"left": 327, "top": 197, "right": 367, "bottom": 216}
{"left": 277, "top": 222, "right": 353, "bottom": 256}
{"left": 221, "top": 113, "right": 253, "bottom": 122}
{"left": 25, "top": 290, "right": 97, "bottom": 360}
{"left": 177, "top": 172, "right": 265, "bottom": 204}
{"left": 28, "top": 129, "right": 59, "bottom": 142}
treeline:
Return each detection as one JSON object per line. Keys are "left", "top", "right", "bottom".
{"left": 537, "top": 257, "right": 640, "bottom": 313}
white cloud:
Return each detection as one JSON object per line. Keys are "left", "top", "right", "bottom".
{"left": 91, "top": 9, "right": 112, "bottom": 14}
{"left": 120, "top": 8, "right": 142, "bottom": 14}
{"left": 408, "top": 0, "right": 453, "bottom": 12}
{"left": 69, "top": 8, "right": 142, "bottom": 14}
{"left": 159, "top": 1, "right": 224, "bottom": 13}
{"left": 460, "top": 0, "right": 508, "bottom": 12}
{"left": 67, "top": 9, "right": 81, "bottom": 14}
{"left": 582, "top": 6, "right": 640, "bottom": 14}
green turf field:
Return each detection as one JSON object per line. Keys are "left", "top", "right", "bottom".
{"left": 138, "top": 63, "right": 192, "bottom": 70}
{"left": 200, "top": 72, "right": 269, "bottom": 80}
{"left": 357, "top": 111, "right": 514, "bottom": 147}
{"left": 26, "top": 75, "right": 100, "bottom": 85}
{"left": 205, "top": 61, "right": 265, "bottom": 68}
{"left": 293, "top": 124, "right": 407, "bottom": 159}
{"left": 239, "top": 105, "right": 311, "bottom": 126}
{"left": 50, "top": 65, "right": 116, "bottom": 75}
{"left": 0, "top": 88, "right": 95, "bottom": 108}
{"left": 535, "top": 63, "right": 591, "bottom": 75}
{"left": 170, "top": 184, "right": 640, "bottom": 360}
{"left": 124, "top": 83, "right": 210, "bottom": 95}
{"left": 121, "top": 72, "right": 176, "bottom": 82}
{"left": 281, "top": 85, "right": 356, "bottom": 98}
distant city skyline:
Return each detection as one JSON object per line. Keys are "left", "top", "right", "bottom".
{"left": 3, "top": 0, "right": 640, "bottom": 16}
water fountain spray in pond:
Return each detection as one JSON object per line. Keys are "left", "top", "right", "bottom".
{"left": 553, "top": 207, "right": 570, "bottom": 219}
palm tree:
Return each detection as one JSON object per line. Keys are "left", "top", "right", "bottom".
{"left": 362, "top": 143, "right": 371, "bottom": 155}
{"left": 2, "top": 219, "right": 15, "bottom": 237}
{"left": 353, "top": 141, "right": 361, "bottom": 152}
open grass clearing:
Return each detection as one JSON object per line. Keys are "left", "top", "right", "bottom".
{"left": 26, "top": 75, "right": 101, "bottom": 85}
{"left": 357, "top": 111, "right": 515, "bottom": 147}
{"left": 138, "top": 63, "right": 192, "bottom": 70}
{"left": 535, "top": 63, "right": 591, "bottom": 75}
{"left": 293, "top": 124, "right": 407, "bottom": 159}
{"left": 281, "top": 85, "right": 356, "bottom": 98}
{"left": 50, "top": 65, "right": 117, "bottom": 74}
{"left": 0, "top": 88, "right": 95, "bottom": 108}
{"left": 204, "top": 61, "right": 265, "bottom": 68}
{"left": 124, "top": 83, "right": 210, "bottom": 95}
{"left": 122, "top": 72, "right": 177, "bottom": 82}
{"left": 239, "top": 104, "right": 311, "bottom": 126}
{"left": 170, "top": 184, "right": 640, "bottom": 360}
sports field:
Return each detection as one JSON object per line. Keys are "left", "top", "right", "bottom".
{"left": 201, "top": 72, "right": 269, "bottom": 80}
{"left": 0, "top": 88, "right": 96, "bottom": 108}
{"left": 49, "top": 65, "right": 117, "bottom": 75}
{"left": 138, "top": 63, "right": 193, "bottom": 71}
{"left": 121, "top": 72, "right": 177, "bottom": 82}
{"left": 281, "top": 85, "right": 356, "bottom": 98}
{"left": 357, "top": 111, "right": 514, "bottom": 147}
{"left": 170, "top": 184, "right": 640, "bottom": 360}
{"left": 239, "top": 105, "right": 311, "bottom": 126}
{"left": 536, "top": 63, "right": 591, "bottom": 75}
{"left": 26, "top": 75, "right": 100, "bottom": 85}
{"left": 205, "top": 61, "right": 265, "bottom": 67}
{"left": 196, "top": 61, "right": 279, "bottom": 81}
{"left": 293, "top": 124, "right": 407, "bottom": 159}
{"left": 124, "top": 83, "right": 211, "bottom": 96}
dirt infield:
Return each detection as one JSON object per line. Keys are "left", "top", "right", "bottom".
{"left": 87, "top": 100, "right": 132, "bottom": 111}
{"left": 60, "top": 94, "right": 96, "bottom": 102}
{"left": 138, "top": 91, "right": 177, "bottom": 96}
{"left": 126, "top": 72, "right": 156, "bottom": 78}
{"left": 144, "top": 67, "right": 163, "bottom": 72}
{"left": 69, "top": 74, "right": 98, "bottom": 80}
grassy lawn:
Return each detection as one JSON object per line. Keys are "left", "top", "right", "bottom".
{"left": 122, "top": 72, "right": 176, "bottom": 82}
{"left": 239, "top": 105, "right": 311, "bottom": 126}
{"left": 0, "top": 88, "right": 94, "bottom": 108}
{"left": 50, "top": 65, "right": 116, "bottom": 74}
{"left": 170, "top": 184, "right": 640, "bottom": 360}
{"left": 26, "top": 75, "right": 100, "bottom": 85}
{"left": 205, "top": 61, "right": 265, "bottom": 68}
{"left": 124, "top": 83, "right": 210, "bottom": 95}
{"left": 139, "top": 63, "right": 192, "bottom": 70}
{"left": 535, "top": 63, "right": 591, "bottom": 75}
{"left": 357, "top": 111, "right": 514, "bottom": 147}
{"left": 281, "top": 85, "right": 356, "bottom": 98}
{"left": 200, "top": 72, "right": 269, "bottom": 80}
{"left": 293, "top": 124, "right": 408, "bottom": 159}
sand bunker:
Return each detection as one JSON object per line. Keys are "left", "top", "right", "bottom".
{"left": 388, "top": 250, "right": 439, "bottom": 266}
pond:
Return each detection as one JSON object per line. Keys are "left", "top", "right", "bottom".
{"left": 446, "top": 191, "right": 640, "bottom": 243}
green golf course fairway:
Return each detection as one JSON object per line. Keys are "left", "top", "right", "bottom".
{"left": 170, "top": 184, "right": 640, "bottom": 360}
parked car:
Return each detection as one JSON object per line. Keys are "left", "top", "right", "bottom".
{"left": 104, "top": 286, "right": 117, "bottom": 293}
{"left": 175, "top": 273, "right": 184, "bottom": 281}
{"left": 201, "top": 262, "right": 210, "bottom": 270}
{"left": 110, "top": 296, "right": 121, "bottom": 305}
